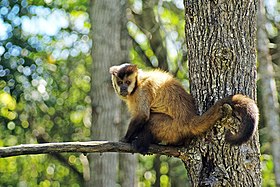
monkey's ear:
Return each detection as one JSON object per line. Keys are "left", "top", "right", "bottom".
{"left": 109, "top": 66, "right": 118, "bottom": 76}
{"left": 130, "top": 64, "right": 137, "bottom": 71}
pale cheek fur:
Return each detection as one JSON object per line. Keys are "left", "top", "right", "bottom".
{"left": 112, "top": 76, "right": 121, "bottom": 95}
{"left": 116, "top": 86, "right": 121, "bottom": 95}
{"left": 127, "top": 80, "right": 136, "bottom": 94}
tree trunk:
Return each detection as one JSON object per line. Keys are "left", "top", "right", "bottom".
{"left": 257, "top": 1, "right": 280, "bottom": 186}
{"left": 183, "top": 0, "right": 261, "bottom": 186}
{"left": 88, "top": 0, "right": 136, "bottom": 186}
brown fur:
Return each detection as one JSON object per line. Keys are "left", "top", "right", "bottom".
{"left": 109, "top": 64, "right": 259, "bottom": 153}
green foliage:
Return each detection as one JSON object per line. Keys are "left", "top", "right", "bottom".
{"left": 137, "top": 155, "right": 189, "bottom": 187}
{"left": 261, "top": 154, "right": 276, "bottom": 187}
{"left": 0, "top": 155, "right": 82, "bottom": 186}
{"left": 0, "top": 0, "right": 90, "bottom": 185}
{"left": 128, "top": 0, "right": 188, "bottom": 76}
{"left": 0, "top": 0, "right": 278, "bottom": 186}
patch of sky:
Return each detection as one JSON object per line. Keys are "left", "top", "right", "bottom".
{"left": 0, "top": 19, "right": 12, "bottom": 40}
{"left": 21, "top": 8, "right": 69, "bottom": 36}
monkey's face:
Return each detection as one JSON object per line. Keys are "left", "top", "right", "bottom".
{"left": 114, "top": 76, "right": 135, "bottom": 97}
{"left": 109, "top": 64, "right": 138, "bottom": 98}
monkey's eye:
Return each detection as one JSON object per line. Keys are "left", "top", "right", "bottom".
{"left": 117, "top": 80, "right": 122, "bottom": 85}
{"left": 125, "top": 80, "right": 131, "bottom": 85}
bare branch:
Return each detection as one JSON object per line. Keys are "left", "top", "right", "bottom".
{"left": 0, "top": 141, "right": 181, "bottom": 158}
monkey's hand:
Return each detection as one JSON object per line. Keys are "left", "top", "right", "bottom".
{"left": 120, "top": 135, "right": 150, "bottom": 153}
{"left": 132, "top": 137, "right": 150, "bottom": 154}
{"left": 221, "top": 103, "right": 232, "bottom": 118}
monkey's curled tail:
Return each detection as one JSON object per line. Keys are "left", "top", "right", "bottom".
{"left": 225, "top": 95, "right": 259, "bottom": 145}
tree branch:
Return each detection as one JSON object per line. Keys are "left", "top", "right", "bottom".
{"left": 0, "top": 141, "right": 181, "bottom": 158}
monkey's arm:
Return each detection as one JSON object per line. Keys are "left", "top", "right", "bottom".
{"left": 123, "top": 91, "right": 152, "bottom": 142}
{"left": 123, "top": 115, "right": 149, "bottom": 142}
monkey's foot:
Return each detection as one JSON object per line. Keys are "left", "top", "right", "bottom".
{"left": 132, "top": 139, "right": 149, "bottom": 154}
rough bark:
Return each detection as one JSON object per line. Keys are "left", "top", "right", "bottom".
{"left": 88, "top": 0, "right": 135, "bottom": 186}
{"left": 257, "top": 1, "right": 280, "bottom": 186}
{"left": 184, "top": 0, "right": 261, "bottom": 186}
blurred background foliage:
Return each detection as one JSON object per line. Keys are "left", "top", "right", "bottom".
{"left": 0, "top": 0, "right": 279, "bottom": 186}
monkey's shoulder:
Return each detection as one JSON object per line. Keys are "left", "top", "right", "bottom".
{"left": 138, "top": 69, "right": 176, "bottom": 88}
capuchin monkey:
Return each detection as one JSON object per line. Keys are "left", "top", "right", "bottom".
{"left": 109, "top": 63, "right": 259, "bottom": 153}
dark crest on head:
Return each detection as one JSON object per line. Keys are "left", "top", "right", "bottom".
{"left": 117, "top": 64, "right": 137, "bottom": 79}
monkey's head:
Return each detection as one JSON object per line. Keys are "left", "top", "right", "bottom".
{"left": 109, "top": 63, "right": 138, "bottom": 98}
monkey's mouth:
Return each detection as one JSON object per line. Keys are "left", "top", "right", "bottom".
{"left": 120, "top": 91, "right": 128, "bottom": 97}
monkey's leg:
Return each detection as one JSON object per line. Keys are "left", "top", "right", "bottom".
{"left": 148, "top": 113, "right": 183, "bottom": 144}
{"left": 132, "top": 113, "right": 180, "bottom": 153}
